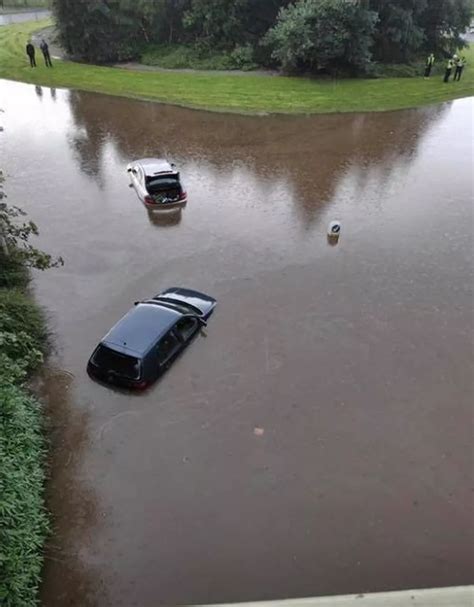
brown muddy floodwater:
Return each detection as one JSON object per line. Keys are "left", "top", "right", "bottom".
{"left": 0, "top": 79, "right": 473, "bottom": 606}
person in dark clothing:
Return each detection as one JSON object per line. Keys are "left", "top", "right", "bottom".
{"left": 453, "top": 56, "right": 466, "bottom": 81}
{"left": 26, "top": 41, "right": 36, "bottom": 68}
{"left": 424, "top": 53, "right": 435, "bottom": 78}
{"left": 443, "top": 58, "right": 454, "bottom": 83}
{"left": 40, "top": 39, "right": 53, "bottom": 67}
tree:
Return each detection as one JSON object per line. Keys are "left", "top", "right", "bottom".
{"left": 183, "top": 0, "right": 290, "bottom": 48}
{"left": 420, "top": 0, "right": 472, "bottom": 55}
{"left": 184, "top": 0, "right": 249, "bottom": 47}
{"left": 52, "top": 0, "right": 143, "bottom": 62}
{"left": 366, "top": 0, "right": 472, "bottom": 61}
{"left": 0, "top": 202, "right": 64, "bottom": 271}
{"left": 263, "top": 0, "right": 378, "bottom": 73}
{"left": 0, "top": 171, "right": 63, "bottom": 273}
{"left": 367, "top": 0, "right": 427, "bottom": 62}
{"left": 119, "top": 0, "right": 190, "bottom": 44}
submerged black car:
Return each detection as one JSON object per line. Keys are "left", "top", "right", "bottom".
{"left": 87, "top": 288, "right": 216, "bottom": 389}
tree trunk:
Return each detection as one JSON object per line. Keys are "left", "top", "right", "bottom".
{"left": 0, "top": 227, "right": 9, "bottom": 256}
{"left": 141, "top": 22, "right": 150, "bottom": 43}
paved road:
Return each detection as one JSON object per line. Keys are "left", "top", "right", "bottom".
{"left": 0, "top": 9, "right": 50, "bottom": 25}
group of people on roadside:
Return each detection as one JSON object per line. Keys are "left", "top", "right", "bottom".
{"left": 25, "top": 39, "right": 53, "bottom": 68}
{"left": 424, "top": 52, "right": 466, "bottom": 82}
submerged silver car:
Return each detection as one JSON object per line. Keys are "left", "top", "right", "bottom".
{"left": 127, "top": 158, "right": 187, "bottom": 209}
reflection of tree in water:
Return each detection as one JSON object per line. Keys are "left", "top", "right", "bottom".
{"left": 67, "top": 91, "right": 111, "bottom": 184}
{"left": 66, "top": 91, "right": 447, "bottom": 224}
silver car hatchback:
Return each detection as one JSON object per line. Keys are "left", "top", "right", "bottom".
{"left": 127, "top": 158, "right": 187, "bottom": 209}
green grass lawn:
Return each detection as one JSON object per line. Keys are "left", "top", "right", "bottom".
{"left": 0, "top": 19, "right": 473, "bottom": 114}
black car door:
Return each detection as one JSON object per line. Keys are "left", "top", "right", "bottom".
{"left": 174, "top": 316, "right": 200, "bottom": 344}
{"left": 156, "top": 331, "right": 182, "bottom": 369}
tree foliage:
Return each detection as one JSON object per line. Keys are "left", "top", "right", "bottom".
{"left": 52, "top": 0, "right": 473, "bottom": 67}
{"left": 183, "top": 0, "right": 290, "bottom": 48}
{"left": 53, "top": 0, "right": 142, "bottom": 62}
{"left": 0, "top": 202, "right": 64, "bottom": 271}
{"left": 367, "top": 0, "right": 427, "bottom": 62}
{"left": 263, "top": 0, "right": 378, "bottom": 73}
{"left": 420, "top": 0, "right": 473, "bottom": 55}
{"left": 367, "top": 0, "right": 472, "bottom": 60}
{"left": 0, "top": 171, "right": 63, "bottom": 275}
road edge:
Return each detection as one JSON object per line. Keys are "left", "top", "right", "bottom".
{"left": 196, "top": 586, "right": 474, "bottom": 607}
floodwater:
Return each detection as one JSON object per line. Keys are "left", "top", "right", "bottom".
{"left": 0, "top": 79, "right": 473, "bottom": 606}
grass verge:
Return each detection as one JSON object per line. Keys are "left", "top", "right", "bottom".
{"left": 1, "top": 20, "right": 474, "bottom": 114}
{"left": 0, "top": 262, "right": 49, "bottom": 604}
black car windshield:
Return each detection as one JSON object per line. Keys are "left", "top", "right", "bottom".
{"left": 92, "top": 345, "right": 141, "bottom": 380}
{"left": 154, "top": 298, "right": 202, "bottom": 315}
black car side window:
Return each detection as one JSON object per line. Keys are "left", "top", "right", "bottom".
{"left": 175, "top": 317, "right": 198, "bottom": 342}
{"left": 156, "top": 332, "right": 180, "bottom": 365}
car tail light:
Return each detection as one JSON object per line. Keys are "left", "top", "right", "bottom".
{"left": 179, "top": 191, "right": 187, "bottom": 200}
{"left": 144, "top": 195, "right": 155, "bottom": 204}
{"left": 135, "top": 380, "right": 148, "bottom": 390}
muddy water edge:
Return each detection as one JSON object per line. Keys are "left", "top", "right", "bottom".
{"left": 0, "top": 80, "right": 472, "bottom": 606}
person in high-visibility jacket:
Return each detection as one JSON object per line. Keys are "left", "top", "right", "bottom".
{"left": 444, "top": 58, "right": 455, "bottom": 82}
{"left": 424, "top": 53, "right": 435, "bottom": 78}
{"left": 454, "top": 56, "right": 466, "bottom": 81}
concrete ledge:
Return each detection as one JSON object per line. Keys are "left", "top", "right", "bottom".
{"left": 197, "top": 586, "right": 473, "bottom": 607}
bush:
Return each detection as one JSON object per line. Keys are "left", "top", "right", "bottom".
{"left": 0, "top": 289, "right": 49, "bottom": 607}
{"left": 229, "top": 44, "right": 257, "bottom": 70}
{"left": 263, "top": 0, "right": 378, "bottom": 74}
{"left": 0, "top": 289, "right": 46, "bottom": 354}
{"left": 371, "top": 62, "right": 424, "bottom": 78}
{"left": 0, "top": 383, "right": 49, "bottom": 607}
{"left": 141, "top": 42, "right": 258, "bottom": 71}
{"left": 0, "top": 255, "right": 30, "bottom": 289}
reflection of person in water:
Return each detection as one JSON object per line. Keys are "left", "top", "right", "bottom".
{"left": 50, "top": 87, "right": 57, "bottom": 101}
{"left": 35, "top": 85, "right": 43, "bottom": 99}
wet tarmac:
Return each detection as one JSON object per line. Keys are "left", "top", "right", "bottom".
{"left": 0, "top": 79, "right": 473, "bottom": 606}
{"left": 0, "top": 9, "right": 50, "bottom": 26}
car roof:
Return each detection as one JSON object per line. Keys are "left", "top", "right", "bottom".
{"left": 135, "top": 158, "right": 176, "bottom": 177}
{"left": 101, "top": 303, "right": 181, "bottom": 357}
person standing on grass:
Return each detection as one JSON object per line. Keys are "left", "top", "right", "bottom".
{"left": 424, "top": 53, "right": 435, "bottom": 78}
{"left": 40, "top": 39, "right": 53, "bottom": 68}
{"left": 443, "top": 58, "right": 454, "bottom": 82}
{"left": 26, "top": 41, "right": 36, "bottom": 68}
{"left": 454, "top": 56, "right": 466, "bottom": 81}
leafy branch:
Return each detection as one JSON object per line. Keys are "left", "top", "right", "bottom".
{"left": 0, "top": 171, "right": 64, "bottom": 270}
